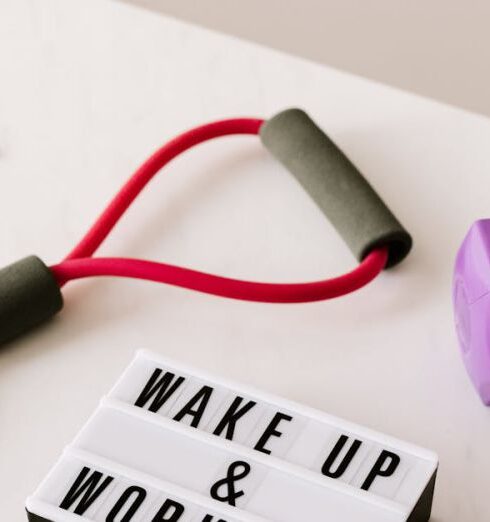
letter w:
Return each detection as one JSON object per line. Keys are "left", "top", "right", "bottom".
{"left": 135, "top": 368, "right": 185, "bottom": 413}
{"left": 59, "top": 467, "right": 113, "bottom": 515}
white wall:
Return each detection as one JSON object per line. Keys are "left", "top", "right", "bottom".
{"left": 122, "top": 0, "right": 490, "bottom": 116}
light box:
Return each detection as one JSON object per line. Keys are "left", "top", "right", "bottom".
{"left": 26, "top": 350, "right": 438, "bottom": 521}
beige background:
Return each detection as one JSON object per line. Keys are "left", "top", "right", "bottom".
{"left": 3, "top": 1, "right": 490, "bottom": 520}
{"left": 123, "top": 0, "right": 490, "bottom": 116}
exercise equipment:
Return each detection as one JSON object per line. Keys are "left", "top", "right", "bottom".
{"left": 0, "top": 109, "right": 412, "bottom": 346}
{"left": 453, "top": 219, "right": 490, "bottom": 405}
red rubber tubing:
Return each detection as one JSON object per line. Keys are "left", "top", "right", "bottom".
{"left": 50, "top": 117, "right": 388, "bottom": 303}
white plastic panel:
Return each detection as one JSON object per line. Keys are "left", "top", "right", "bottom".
{"left": 71, "top": 401, "right": 408, "bottom": 522}
{"left": 109, "top": 351, "right": 438, "bottom": 508}
{"left": 27, "top": 449, "right": 267, "bottom": 522}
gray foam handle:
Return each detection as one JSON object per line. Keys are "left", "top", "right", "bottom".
{"left": 260, "top": 108, "right": 412, "bottom": 268}
{"left": 0, "top": 256, "right": 63, "bottom": 345}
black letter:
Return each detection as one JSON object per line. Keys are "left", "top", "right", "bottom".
{"left": 213, "top": 396, "right": 256, "bottom": 441}
{"left": 173, "top": 386, "right": 213, "bottom": 428}
{"left": 202, "top": 516, "right": 226, "bottom": 522}
{"left": 135, "top": 369, "right": 185, "bottom": 413}
{"left": 254, "top": 412, "right": 292, "bottom": 455}
{"left": 106, "top": 486, "right": 146, "bottom": 521}
{"left": 59, "top": 467, "right": 113, "bottom": 515}
{"left": 361, "top": 450, "right": 401, "bottom": 491}
{"left": 152, "top": 499, "right": 185, "bottom": 521}
{"left": 321, "top": 435, "right": 363, "bottom": 479}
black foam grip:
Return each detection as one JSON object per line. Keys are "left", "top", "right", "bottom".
{"left": 260, "top": 108, "right": 412, "bottom": 268}
{"left": 0, "top": 256, "right": 63, "bottom": 345}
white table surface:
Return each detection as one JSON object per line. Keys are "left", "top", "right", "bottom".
{"left": 1, "top": 0, "right": 490, "bottom": 520}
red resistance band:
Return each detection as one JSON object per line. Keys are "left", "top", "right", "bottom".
{"left": 50, "top": 118, "right": 388, "bottom": 303}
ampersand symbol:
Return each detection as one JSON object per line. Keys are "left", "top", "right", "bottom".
{"left": 210, "top": 460, "right": 252, "bottom": 506}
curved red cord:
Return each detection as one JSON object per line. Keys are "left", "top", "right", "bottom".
{"left": 51, "top": 118, "right": 388, "bottom": 302}
{"left": 51, "top": 250, "right": 387, "bottom": 304}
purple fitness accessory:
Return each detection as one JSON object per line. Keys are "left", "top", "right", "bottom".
{"left": 453, "top": 219, "right": 490, "bottom": 405}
